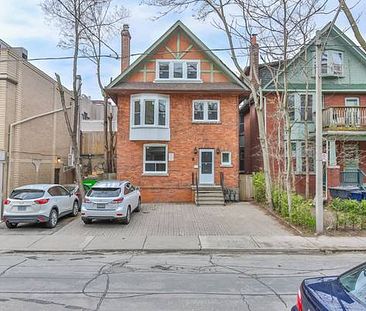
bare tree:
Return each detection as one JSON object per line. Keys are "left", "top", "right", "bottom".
{"left": 42, "top": 0, "right": 101, "bottom": 199}
{"left": 338, "top": 0, "right": 366, "bottom": 52}
{"left": 81, "top": 1, "right": 128, "bottom": 173}
{"left": 145, "top": 0, "right": 326, "bottom": 212}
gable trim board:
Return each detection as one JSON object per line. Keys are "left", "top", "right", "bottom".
{"left": 106, "top": 20, "right": 249, "bottom": 91}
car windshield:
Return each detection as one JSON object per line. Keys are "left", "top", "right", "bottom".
{"left": 10, "top": 189, "right": 45, "bottom": 200}
{"left": 339, "top": 263, "right": 366, "bottom": 305}
{"left": 87, "top": 188, "right": 121, "bottom": 198}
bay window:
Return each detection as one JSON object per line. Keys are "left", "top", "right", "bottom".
{"left": 156, "top": 60, "right": 200, "bottom": 81}
{"left": 192, "top": 100, "right": 220, "bottom": 122}
{"left": 131, "top": 94, "right": 169, "bottom": 127}
{"left": 143, "top": 144, "right": 168, "bottom": 174}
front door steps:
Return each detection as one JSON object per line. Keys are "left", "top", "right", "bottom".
{"left": 194, "top": 185, "right": 225, "bottom": 206}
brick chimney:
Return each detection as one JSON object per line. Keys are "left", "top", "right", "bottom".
{"left": 121, "top": 24, "right": 131, "bottom": 72}
{"left": 249, "top": 34, "right": 259, "bottom": 87}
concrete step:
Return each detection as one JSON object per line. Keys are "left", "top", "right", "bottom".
{"left": 196, "top": 191, "right": 223, "bottom": 196}
{"left": 197, "top": 186, "right": 222, "bottom": 191}
{"left": 196, "top": 197, "right": 224, "bottom": 202}
{"left": 196, "top": 201, "right": 225, "bottom": 206}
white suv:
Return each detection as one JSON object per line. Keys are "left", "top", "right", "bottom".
{"left": 2, "top": 184, "right": 79, "bottom": 229}
{"left": 81, "top": 180, "right": 141, "bottom": 225}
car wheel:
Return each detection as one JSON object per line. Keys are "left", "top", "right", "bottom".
{"left": 134, "top": 198, "right": 141, "bottom": 212}
{"left": 5, "top": 221, "right": 18, "bottom": 229}
{"left": 71, "top": 201, "right": 79, "bottom": 217}
{"left": 82, "top": 218, "right": 93, "bottom": 224}
{"left": 122, "top": 207, "right": 131, "bottom": 225}
{"left": 47, "top": 209, "right": 58, "bottom": 229}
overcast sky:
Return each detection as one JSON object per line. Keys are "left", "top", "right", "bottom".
{"left": 0, "top": 0, "right": 365, "bottom": 99}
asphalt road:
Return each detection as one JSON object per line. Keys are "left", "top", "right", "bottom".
{"left": 0, "top": 252, "right": 365, "bottom": 311}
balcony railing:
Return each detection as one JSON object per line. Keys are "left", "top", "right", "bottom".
{"left": 323, "top": 107, "right": 366, "bottom": 130}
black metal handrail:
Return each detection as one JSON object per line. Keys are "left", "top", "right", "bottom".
{"left": 220, "top": 172, "right": 226, "bottom": 205}
{"left": 195, "top": 173, "right": 199, "bottom": 206}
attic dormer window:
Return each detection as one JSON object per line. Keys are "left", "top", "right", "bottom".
{"left": 156, "top": 60, "right": 200, "bottom": 82}
{"left": 317, "top": 50, "right": 344, "bottom": 76}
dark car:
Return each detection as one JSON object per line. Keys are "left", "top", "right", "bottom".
{"left": 292, "top": 262, "right": 366, "bottom": 311}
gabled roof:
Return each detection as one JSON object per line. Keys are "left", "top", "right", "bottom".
{"left": 263, "top": 22, "right": 366, "bottom": 91}
{"left": 107, "top": 20, "right": 249, "bottom": 90}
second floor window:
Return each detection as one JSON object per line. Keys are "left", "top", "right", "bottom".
{"left": 131, "top": 94, "right": 169, "bottom": 127}
{"left": 300, "top": 94, "right": 313, "bottom": 121}
{"left": 192, "top": 100, "right": 220, "bottom": 122}
{"left": 156, "top": 60, "right": 200, "bottom": 81}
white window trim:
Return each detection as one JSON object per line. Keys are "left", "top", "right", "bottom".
{"left": 345, "top": 97, "right": 360, "bottom": 106}
{"left": 313, "top": 50, "right": 344, "bottom": 76}
{"left": 288, "top": 93, "right": 315, "bottom": 122}
{"left": 192, "top": 100, "right": 221, "bottom": 123}
{"left": 221, "top": 151, "right": 232, "bottom": 167}
{"left": 143, "top": 144, "right": 168, "bottom": 175}
{"left": 155, "top": 59, "right": 202, "bottom": 82}
{"left": 130, "top": 94, "right": 170, "bottom": 128}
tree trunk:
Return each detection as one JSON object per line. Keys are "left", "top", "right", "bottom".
{"left": 257, "top": 90, "right": 273, "bottom": 208}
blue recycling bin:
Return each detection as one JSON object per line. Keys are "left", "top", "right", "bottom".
{"left": 349, "top": 191, "right": 363, "bottom": 201}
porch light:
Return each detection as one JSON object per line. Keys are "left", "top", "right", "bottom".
{"left": 194, "top": 147, "right": 198, "bottom": 154}
{"left": 216, "top": 148, "right": 220, "bottom": 154}
{"left": 57, "top": 157, "right": 61, "bottom": 164}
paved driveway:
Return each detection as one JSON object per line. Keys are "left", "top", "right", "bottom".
{"left": 0, "top": 202, "right": 291, "bottom": 237}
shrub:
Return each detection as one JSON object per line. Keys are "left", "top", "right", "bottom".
{"left": 252, "top": 172, "right": 266, "bottom": 203}
{"left": 272, "top": 187, "right": 315, "bottom": 230}
{"left": 329, "top": 198, "right": 366, "bottom": 230}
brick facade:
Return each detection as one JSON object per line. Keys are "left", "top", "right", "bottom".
{"left": 108, "top": 22, "right": 247, "bottom": 203}
{"left": 116, "top": 93, "right": 240, "bottom": 203}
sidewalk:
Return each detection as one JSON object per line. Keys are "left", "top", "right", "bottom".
{"left": 1, "top": 234, "right": 366, "bottom": 253}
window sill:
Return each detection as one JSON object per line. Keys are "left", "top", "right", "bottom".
{"left": 154, "top": 79, "right": 203, "bottom": 83}
{"left": 192, "top": 121, "right": 221, "bottom": 124}
{"left": 220, "top": 164, "right": 233, "bottom": 168}
{"left": 131, "top": 125, "right": 169, "bottom": 129}
{"left": 142, "top": 173, "right": 169, "bottom": 177}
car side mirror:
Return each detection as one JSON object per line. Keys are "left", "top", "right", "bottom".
{"left": 136, "top": 186, "right": 140, "bottom": 191}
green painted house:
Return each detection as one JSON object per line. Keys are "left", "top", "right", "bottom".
{"left": 243, "top": 23, "right": 366, "bottom": 197}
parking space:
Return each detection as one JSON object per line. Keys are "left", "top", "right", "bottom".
{"left": 0, "top": 214, "right": 75, "bottom": 235}
{"left": 0, "top": 202, "right": 292, "bottom": 237}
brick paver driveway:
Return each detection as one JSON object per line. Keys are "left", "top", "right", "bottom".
{"left": 4, "top": 202, "right": 291, "bottom": 237}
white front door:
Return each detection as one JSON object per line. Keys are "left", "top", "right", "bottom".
{"left": 199, "top": 149, "right": 214, "bottom": 184}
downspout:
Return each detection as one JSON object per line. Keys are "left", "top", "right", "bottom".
{"left": 6, "top": 106, "right": 72, "bottom": 196}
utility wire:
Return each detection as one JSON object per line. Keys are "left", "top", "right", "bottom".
{"left": 1, "top": 41, "right": 364, "bottom": 64}
{"left": 55, "top": 0, "right": 120, "bottom": 59}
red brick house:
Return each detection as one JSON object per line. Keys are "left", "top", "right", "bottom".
{"left": 242, "top": 23, "right": 366, "bottom": 198}
{"left": 106, "top": 21, "right": 249, "bottom": 203}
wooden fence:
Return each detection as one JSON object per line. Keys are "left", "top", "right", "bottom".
{"left": 239, "top": 174, "right": 253, "bottom": 201}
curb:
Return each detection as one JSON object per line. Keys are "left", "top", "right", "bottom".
{"left": 1, "top": 248, "right": 366, "bottom": 255}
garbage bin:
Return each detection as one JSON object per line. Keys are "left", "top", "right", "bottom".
{"left": 349, "top": 191, "right": 363, "bottom": 202}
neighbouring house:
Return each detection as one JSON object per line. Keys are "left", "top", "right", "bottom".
{"left": 80, "top": 96, "right": 117, "bottom": 176}
{"left": 0, "top": 39, "right": 74, "bottom": 206}
{"left": 243, "top": 23, "right": 366, "bottom": 198}
{"left": 106, "top": 21, "right": 249, "bottom": 203}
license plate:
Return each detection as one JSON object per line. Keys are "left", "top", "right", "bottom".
{"left": 97, "top": 204, "right": 105, "bottom": 209}
{"left": 17, "top": 206, "right": 27, "bottom": 211}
